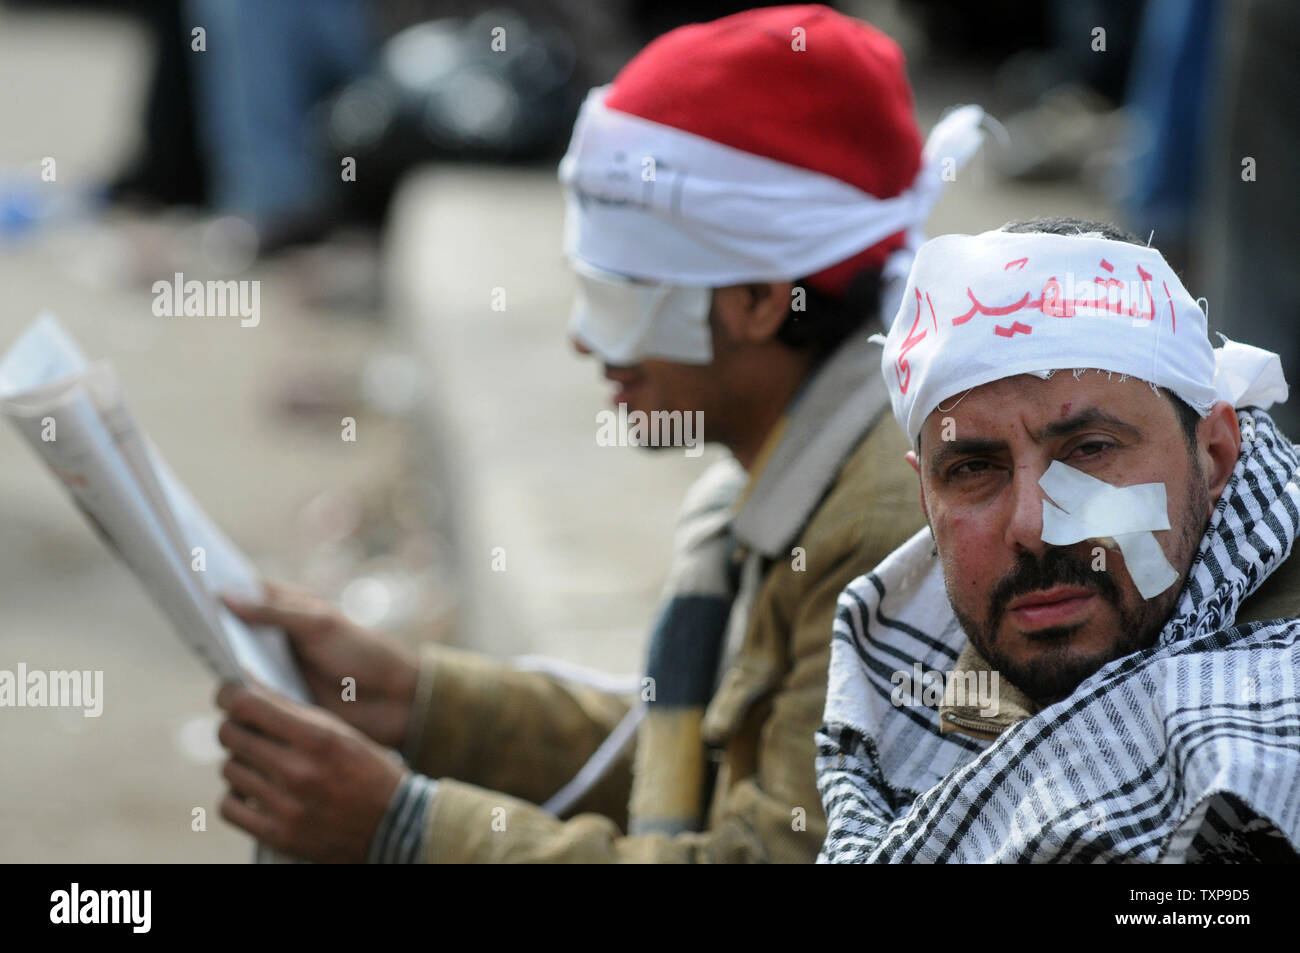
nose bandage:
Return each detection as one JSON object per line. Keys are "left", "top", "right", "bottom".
{"left": 569, "top": 258, "right": 713, "bottom": 365}
{"left": 1038, "top": 461, "right": 1179, "bottom": 599}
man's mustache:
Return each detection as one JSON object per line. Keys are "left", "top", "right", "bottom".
{"left": 989, "top": 546, "right": 1121, "bottom": 629}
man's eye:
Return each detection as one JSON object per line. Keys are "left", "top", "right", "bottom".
{"left": 1068, "top": 440, "right": 1114, "bottom": 459}
{"left": 950, "top": 459, "right": 992, "bottom": 478}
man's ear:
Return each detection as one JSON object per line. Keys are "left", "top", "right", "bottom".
{"left": 712, "top": 281, "right": 794, "bottom": 344}
{"left": 1199, "top": 401, "right": 1241, "bottom": 511}
{"left": 905, "top": 450, "right": 928, "bottom": 521}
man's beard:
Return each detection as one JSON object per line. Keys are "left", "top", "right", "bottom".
{"left": 948, "top": 479, "right": 1209, "bottom": 708}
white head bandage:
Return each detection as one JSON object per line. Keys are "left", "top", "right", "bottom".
{"left": 878, "top": 229, "right": 1290, "bottom": 446}
{"left": 559, "top": 90, "right": 986, "bottom": 364}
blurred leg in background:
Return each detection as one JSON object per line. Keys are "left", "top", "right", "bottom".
{"left": 107, "top": 0, "right": 207, "bottom": 208}
{"left": 185, "top": 0, "right": 379, "bottom": 253}
{"left": 1119, "top": 0, "right": 1217, "bottom": 275}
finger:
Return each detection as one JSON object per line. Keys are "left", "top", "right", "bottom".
{"left": 222, "top": 758, "right": 296, "bottom": 817}
{"left": 215, "top": 680, "right": 242, "bottom": 709}
{"left": 219, "top": 790, "right": 276, "bottom": 843}
{"left": 221, "top": 582, "right": 333, "bottom": 638}
{"left": 217, "top": 718, "right": 291, "bottom": 777}
{"left": 220, "top": 582, "right": 310, "bottom": 624}
{"left": 218, "top": 682, "right": 319, "bottom": 748}
{"left": 215, "top": 680, "right": 271, "bottom": 710}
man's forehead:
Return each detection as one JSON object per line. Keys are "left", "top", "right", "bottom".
{"left": 919, "top": 371, "right": 1165, "bottom": 442}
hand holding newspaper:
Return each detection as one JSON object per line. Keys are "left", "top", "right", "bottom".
{"left": 0, "top": 314, "right": 310, "bottom": 702}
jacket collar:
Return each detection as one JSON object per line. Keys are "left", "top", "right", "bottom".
{"left": 938, "top": 643, "right": 1038, "bottom": 741}
{"left": 732, "top": 329, "right": 891, "bottom": 558}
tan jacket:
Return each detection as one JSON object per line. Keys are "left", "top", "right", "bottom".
{"left": 404, "top": 405, "right": 925, "bottom": 862}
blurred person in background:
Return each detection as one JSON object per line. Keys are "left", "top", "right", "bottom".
{"left": 1197, "top": 0, "right": 1300, "bottom": 436}
{"left": 1068, "top": 0, "right": 1298, "bottom": 434}
{"left": 211, "top": 4, "right": 985, "bottom": 863}
{"left": 1113, "top": 0, "right": 1215, "bottom": 274}
{"left": 985, "top": 0, "right": 1142, "bottom": 185}
{"left": 182, "top": 0, "right": 380, "bottom": 254}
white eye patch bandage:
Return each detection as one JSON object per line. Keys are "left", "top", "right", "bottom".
{"left": 1038, "top": 461, "right": 1179, "bottom": 599}
{"left": 569, "top": 258, "right": 713, "bottom": 366}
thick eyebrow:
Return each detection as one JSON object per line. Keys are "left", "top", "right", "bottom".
{"left": 1034, "top": 407, "right": 1143, "bottom": 442}
{"left": 925, "top": 407, "right": 1143, "bottom": 478}
{"left": 928, "top": 438, "right": 1006, "bottom": 478}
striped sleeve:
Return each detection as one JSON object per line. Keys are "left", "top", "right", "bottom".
{"left": 367, "top": 772, "right": 438, "bottom": 863}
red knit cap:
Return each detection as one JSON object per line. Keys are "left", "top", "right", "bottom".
{"left": 604, "top": 4, "right": 923, "bottom": 296}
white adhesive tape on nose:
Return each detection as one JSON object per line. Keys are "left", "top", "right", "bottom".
{"left": 1039, "top": 461, "right": 1179, "bottom": 599}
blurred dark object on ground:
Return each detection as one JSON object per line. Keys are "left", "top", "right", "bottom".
{"left": 335, "top": 0, "right": 781, "bottom": 226}
{"left": 376, "top": 0, "right": 788, "bottom": 85}
{"left": 999, "top": 0, "right": 1140, "bottom": 106}
{"left": 903, "top": 0, "right": 1052, "bottom": 64}
{"left": 13, "top": 0, "right": 775, "bottom": 260}
{"left": 987, "top": 0, "right": 1142, "bottom": 185}
{"left": 323, "top": 9, "right": 585, "bottom": 229}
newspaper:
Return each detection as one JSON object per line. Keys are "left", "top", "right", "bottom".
{"left": 0, "top": 314, "right": 310, "bottom": 702}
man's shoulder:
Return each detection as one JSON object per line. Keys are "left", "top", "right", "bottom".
{"left": 675, "top": 456, "right": 748, "bottom": 527}
{"left": 1237, "top": 543, "right": 1300, "bottom": 625}
{"left": 755, "top": 415, "right": 926, "bottom": 641}
{"left": 800, "top": 412, "right": 926, "bottom": 567}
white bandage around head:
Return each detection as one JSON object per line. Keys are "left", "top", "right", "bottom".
{"left": 568, "top": 258, "right": 713, "bottom": 365}
{"left": 1039, "top": 461, "right": 1179, "bottom": 599}
{"left": 560, "top": 89, "right": 985, "bottom": 287}
{"left": 559, "top": 90, "right": 987, "bottom": 364}
{"left": 877, "top": 229, "right": 1291, "bottom": 446}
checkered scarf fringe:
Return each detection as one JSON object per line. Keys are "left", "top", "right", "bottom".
{"left": 817, "top": 408, "right": 1300, "bottom": 862}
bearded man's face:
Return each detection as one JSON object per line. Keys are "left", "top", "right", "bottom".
{"left": 912, "top": 372, "right": 1229, "bottom": 707}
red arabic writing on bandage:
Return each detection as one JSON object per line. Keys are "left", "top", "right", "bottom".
{"left": 951, "top": 259, "right": 1170, "bottom": 334}
{"left": 894, "top": 288, "right": 938, "bottom": 395}
{"left": 892, "top": 258, "right": 1178, "bottom": 393}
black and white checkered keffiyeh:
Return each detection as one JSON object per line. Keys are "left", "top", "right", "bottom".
{"left": 817, "top": 408, "right": 1300, "bottom": 862}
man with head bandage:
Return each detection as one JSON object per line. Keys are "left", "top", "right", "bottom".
{"left": 816, "top": 217, "right": 1300, "bottom": 863}
{"left": 210, "top": 5, "right": 984, "bottom": 864}
{"left": 560, "top": 26, "right": 983, "bottom": 373}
